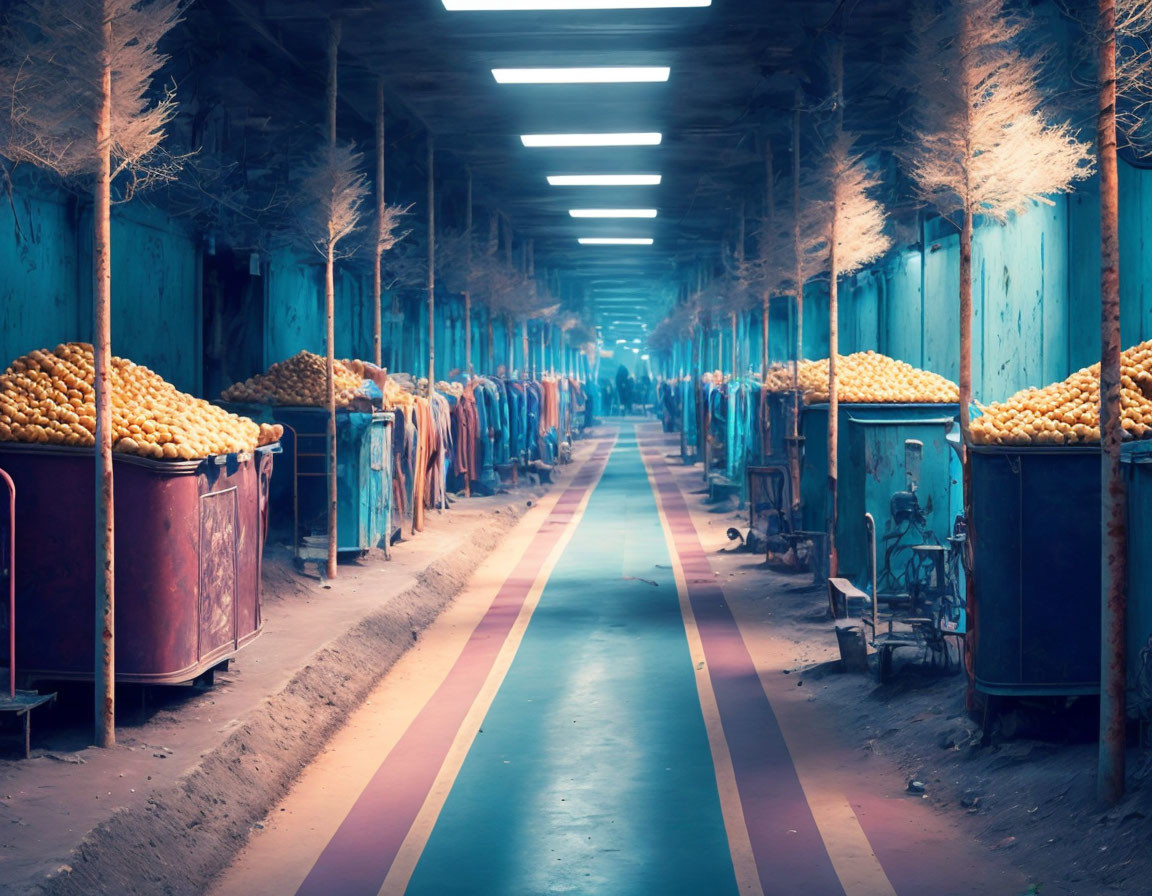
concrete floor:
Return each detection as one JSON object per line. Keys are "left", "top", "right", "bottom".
{"left": 211, "top": 423, "right": 1027, "bottom": 896}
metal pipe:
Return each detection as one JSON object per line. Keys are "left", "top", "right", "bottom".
{"left": 865, "top": 512, "right": 878, "bottom": 641}
{"left": 1, "top": 467, "right": 14, "bottom": 699}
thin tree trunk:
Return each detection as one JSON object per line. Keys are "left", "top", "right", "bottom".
{"left": 763, "top": 140, "right": 774, "bottom": 380}
{"left": 790, "top": 90, "right": 804, "bottom": 511}
{"left": 464, "top": 171, "right": 472, "bottom": 373}
{"left": 94, "top": 8, "right": 115, "bottom": 749}
{"left": 373, "top": 78, "right": 384, "bottom": 369}
{"left": 827, "top": 37, "right": 844, "bottom": 578}
{"left": 1098, "top": 0, "right": 1127, "bottom": 806}
{"left": 731, "top": 313, "right": 738, "bottom": 381}
{"left": 961, "top": 207, "right": 977, "bottom": 705}
{"left": 828, "top": 221, "right": 839, "bottom": 579}
{"left": 324, "top": 18, "right": 340, "bottom": 581}
{"left": 325, "top": 247, "right": 337, "bottom": 578}
{"left": 427, "top": 135, "right": 435, "bottom": 389}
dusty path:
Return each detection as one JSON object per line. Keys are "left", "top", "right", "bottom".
{"left": 211, "top": 424, "right": 1029, "bottom": 895}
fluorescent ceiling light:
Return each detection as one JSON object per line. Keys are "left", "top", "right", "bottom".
{"left": 493, "top": 67, "right": 670, "bottom": 84}
{"left": 579, "top": 237, "right": 654, "bottom": 245}
{"left": 447, "top": 0, "right": 709, "bottom": 9}
{"left": 569, "top": 209, "right": 657, "bottom": 218}
{"left": 548, "top": 174, "right": 661, "bottom": 187}
{"left": 522, "top": 133, "right": 661, "bottom": 147}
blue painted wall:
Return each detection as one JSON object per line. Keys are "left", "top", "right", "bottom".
{"left": 1, "top": 186, "right": 200, "bottom": 393}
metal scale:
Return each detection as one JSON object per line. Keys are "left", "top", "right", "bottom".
{"left": 863, "top": 439, "right": 967, "bottom": 682}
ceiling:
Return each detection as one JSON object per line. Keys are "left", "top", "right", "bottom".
{"left": 182, "top": 0, "right": 911, "bottom": 341}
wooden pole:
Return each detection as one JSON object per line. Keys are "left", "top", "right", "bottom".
{"left": 827, "top": 35, "right": 844, "bottom": 579}
{"left": 465, "top": 171, "right": 473, "bottom": 373}
{"left": 763, "top": 139, "right": 775, "bottom": 381}
{"left": 427, "top": 134, "right": 435, "bottom": 389}
{"left": 373, "top": 78, "right": 385, "bottom": 369}
{"left": 487, "top": 211, "right": 498, "bottom": 371}
{"left": 1098, "top": 0, "right": 1127, "bottom": 806}
{"left": 790, "top": 90, "right": 804, "bottom": 510}
{"left": 94, "top": 6, "right": 115, "bottom": 748}
{"left": 324, "top": 17, "right": 340, "bottom": 582}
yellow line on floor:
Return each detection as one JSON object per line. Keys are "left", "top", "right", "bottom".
{"left": 650, "top": 431, "right": 897, "bottom": 896}
{"left": 209, "top": 436, "right": 609, "bottom": 896}
{"left": 640, "top": 441, "right": 764, "bottom": 896}
{"left": 377, "top": 432, "right": 616, "bottom": 896}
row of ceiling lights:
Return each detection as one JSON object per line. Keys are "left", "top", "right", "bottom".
{"left": 446, "top": 0, "right": 712, "bottom": 250}
{"left": 445, "top": 0, "right": 711, "bottom": 346}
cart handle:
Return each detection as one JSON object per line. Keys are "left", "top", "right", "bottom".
{"left": 864, "top": 512, "right": 878, "bottom": 642}
{"left": 0, "top": 467, "right": 13, "bottom": 699}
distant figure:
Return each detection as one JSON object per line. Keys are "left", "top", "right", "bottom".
{"left": 616, "top": 365, "right": 631, "bottom": 416}
{"left": 638, "top": 373, "right": 652, "bottom": 414}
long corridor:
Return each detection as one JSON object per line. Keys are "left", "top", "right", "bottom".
{"left": 212, "top": 425, "right": 1023, "bottom": 896}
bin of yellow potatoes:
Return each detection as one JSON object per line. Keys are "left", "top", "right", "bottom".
{"left": 221, "top": 350, "right": 363, "bottom": 407}
{"left": 0, "top": 343, "right": 280, "bottom": 460}
{"left": 762, "top": 352, "right": 959, "bottom": 404}
{"left": 970, "top": 340, "right": 1152, "bottom": 446}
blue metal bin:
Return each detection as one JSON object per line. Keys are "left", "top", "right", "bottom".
{"left": 969, "top": 445, "right": 1101, "bottom": 696}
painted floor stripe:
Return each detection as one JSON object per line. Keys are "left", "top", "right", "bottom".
{"left": 296, "top": 437, "right": 617, "bottom": 896}
{"left": 638, "top": 429, "right": 845, "bottom": 896}
{"left": 401, "top": 426, "right": 739, "bottom": 896}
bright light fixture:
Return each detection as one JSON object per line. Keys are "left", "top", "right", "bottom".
{"left": 569, "top": 209, "right": 657, "bottom": 218}
{"left": 633, "top": 338, "right": 642, "bottom": 343}
{"left": 522, "top": 133, "right": 661, "bottom": 147}
{"left": 641, "top": 354, "right": 650, "bottom": 360}
{"left": 579, "top": 237, "right": 654, "bottom": 245}
{"left": 548, "top": 174, "right": 661, "bottom": 186}
{"left": 615, "top": 338, "right": 628, "bottom": 344}
{"left": 446, "top": 0, "right": 709, "bottom": 9}
{"left": 493, "top": 67, "right": 670, "bottom": 84}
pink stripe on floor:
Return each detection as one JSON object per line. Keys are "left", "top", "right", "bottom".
{"left": 296, "top": 436, "right": 617, "bottom": 896}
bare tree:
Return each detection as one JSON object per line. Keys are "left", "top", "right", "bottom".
{"left": 293, "top": 19, "right": 368, "bottom": 579}
{"left": 904, "top": 0, "right": 1092, "bottom": 723}
{"left": 804, "top": 133, "right": 892, "bottom": 576}
{"left": 904, "top": 0, "right": 1092, "bottom": 447}
{"left": 1, "top": 0, "right": 183, "bottom": 748}
{"left": 372, "top": 79, "right": 409, "bottom": 369}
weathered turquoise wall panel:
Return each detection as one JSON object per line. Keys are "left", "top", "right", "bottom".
{"left": 884, "top": 249, "right": 924, "bottom": 367}
{"left": 0, "top": 188, "right": 199, "bottom": 392}
{"left": 109, "top": 204, "right": 200, "bottom": 393}
{"left": 265, "top": 250, "right": 323, "bottom": 366}
{"left": 0, "top": 190, "right": 81, "bottom": 368}
{"left": 1068, "top": 186, "right": 1101, "bottom": 372}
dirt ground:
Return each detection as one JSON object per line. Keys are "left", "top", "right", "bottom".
{"left": 685, "top": 471, "right": 1152, "bottom": 896}
{"left": 0, "top": 445, "right": 582, "bottom": 896}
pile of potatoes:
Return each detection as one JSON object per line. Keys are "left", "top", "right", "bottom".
{"left": 970, "top": 339, "right": 1152, "bottom": 446}
{"left": 762, "top": 352, "right": 959, "bottom": 404}
{"left": 0, "top": 343, "right": 281, "bottom": 460}
{"left": 221, "top": 350, "right": 364, "bottom": 407}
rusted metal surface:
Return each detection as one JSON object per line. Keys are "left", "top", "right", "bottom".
{"left": 0, "top": 445, "right": 271, "bottom": 683}
{"left": 1099, "top": 0, "right": 1127, "bottom": 807}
